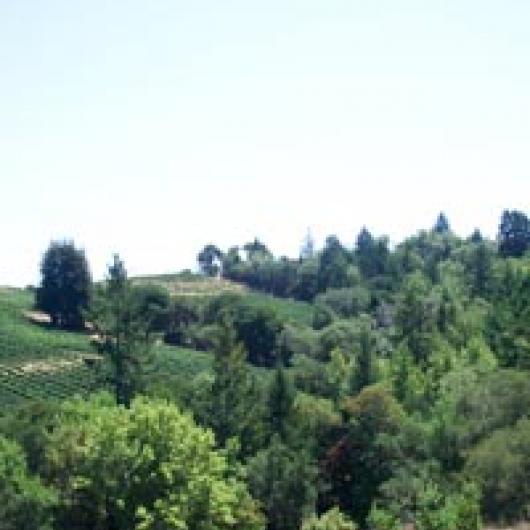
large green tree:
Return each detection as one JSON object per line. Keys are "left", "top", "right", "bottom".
{"left": 45, "top": 396, "right": 264, "bottom": 530}
{"left": 207, "top": 319, "right": 265, "bottom": 455}
{"left": 90, "top": 255, "right": 153, "bottom": 407}
{"left": 36, "top": 240, "right": 92, "bottom": 329}
{"left": 323, "top": 386, "right": 406, "bottom": 525}
{"left": 318, "top": 236, "right": 350, "bottom": 292}
{"left": 247, "top": 436, "right": 317, "bottom": 530}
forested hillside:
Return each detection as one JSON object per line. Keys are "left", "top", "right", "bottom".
{"left": 1, "top": 209, "right": 529, "bottom": 530}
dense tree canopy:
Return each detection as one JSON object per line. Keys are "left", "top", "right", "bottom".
{"left": 36, "top": 240, "right": 91, "bottom": 329}
{"left": 45, "top": 396, "right": 264, "bottom": 530}
{"left": 3, "top": 208, "right": 530, "bottom": 530}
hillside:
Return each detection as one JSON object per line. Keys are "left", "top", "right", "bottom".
{"left": 0, "top": 287, "right": 212, "bottom": 406}
{"left": 133, "top": 273, "right": 315, "bottom": 326}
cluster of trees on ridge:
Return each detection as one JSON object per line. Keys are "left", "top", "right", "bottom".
{"left": 0, "top": 208, "right": 529, "bottom": 530}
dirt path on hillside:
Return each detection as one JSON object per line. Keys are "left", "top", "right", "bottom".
{"left": 0, "top": 354, "right": 101, "bottom": 376}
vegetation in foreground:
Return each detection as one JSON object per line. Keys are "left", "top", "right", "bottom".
{"left": 0, "top": 209, "right": 529, "bottom": 529}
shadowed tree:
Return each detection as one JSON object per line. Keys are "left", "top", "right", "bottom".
{"left": 36, "top": 240, "right": 92, "bottom": 329}
{"left": 90, "top": 255, "right": 153, "bottom": 408}
{"left": 433, "top": 212, "right": 451, "bottom": 234}
{"left": 197, "top": 244, "right": 223, "bottom": 276}
{"left": 498, "top": 209, "right": 530, "bottom": 258}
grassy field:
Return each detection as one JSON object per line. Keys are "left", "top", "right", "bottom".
{"left": 0, "top": 288, "right": 212, "bottom": 406}
{"left": 0, "top": 288, "right": 91, "bottom": 363}
{"left": 240, "top": 291, "right": 314, "bottom": 326}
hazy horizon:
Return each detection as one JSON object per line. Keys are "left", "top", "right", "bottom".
{"left": 2, "top": 1, "right": 529, "bottom": 286}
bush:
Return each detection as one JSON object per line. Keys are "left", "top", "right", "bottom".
{"left": 318, "top": 320, "right": 361, "bottom": 361}
{"left": 302, "top": 507, "right": 357, "bottom": 530}
{"left": 0, "top": 435, "right": 57, "bottom": 530}
{"left": 316, "top": 287, "right": 370, "bottom": 319}
{"left": 247, "top": 436, "right": 317, "bottom": 530}
{"left": 466, "top": 417, "right": 530, "bottom": 522}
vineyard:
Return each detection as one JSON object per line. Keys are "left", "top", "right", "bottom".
{"left": 0, "top": 358, "right": 99, "bottom": 405}
{"left": 0, "top": 287, "right": 213, "bottom": 406}
{"left": 133, "top": 273, "right": 315, "bottom": 326}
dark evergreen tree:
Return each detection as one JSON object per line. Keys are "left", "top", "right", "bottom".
{"left": 293, "top": 258, "right": 319, "bottom": 301}
{"left": 247, "top": 437, "right": 317, "bottom": 530}
{"left": 318, "top": 235, "right": 350, "bottom": 291}
{"left": 90, "top": 255, "right": 152, "bottom": 407}
{"left": 498, "top": 209, "right": 530, "bottom": 257}
{"left": 233, "top": 302, "right": 283, "bottom": 367}
{"left": 36, "top": 240, "right": 91, "bottom": 329}
{"left": 433, "top": 212, "right": 451, "bottom": 234}
{"left": 267, "top": 363, "right": 296, "bottom": 441}
{"left": 469, "top": 228, "right": 483, "bottom": 243}
{"left": 197, "top": 244, "right": 223, "bottom": 276}
{"left": 468, "top": 240, "right": 493, "bottom": 298}
{"left": 208, "top": 319, "right": 264, "bottom": 454}
{"left": 350, "top": 324, "right": 377, "bottom": 394}
{"left": 243, "top": 238, "right": 272, "bottom": 260}
{"left": 355, "top": 227, "right": 390, "bottom": 279}
{"left": 323, "top": 386, "right": 405, "bottom": 525}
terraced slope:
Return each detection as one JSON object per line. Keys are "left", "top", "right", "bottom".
{"left": 0, "top": 288, "right": 212, "bottom": 406}
{"left": 133, "top": 274, "right": 314, "bottom": 326}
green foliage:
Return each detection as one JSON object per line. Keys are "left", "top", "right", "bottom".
{"left": 313, "top": 302, "right": 337, "bottom": 330}
{"left": 233, "top": 300, "right": 282, "bottom": 366}
{"left": 5, "top": 213, "right": 530, "bottom": 530}
{"left": 367, "top": 504, "right": 401, "bottom": 530}
{"left": 355, "top": 227, "right": 390, "bottom": 280}
{"left": 247, "top": 436, "right": 317, "bottom": 530}
{"left": 45, "top": 395, "right": 264, "bottom": 530}
{"left": 498, "top": 209, "right": 530, "bottom": 258}
{"left": 318, "top": 319, "right": 361, "bottom": 361}
{"left": 302, "top": 507, "right": 357, "bottom": 530}
{"left": 0, "top": 400, "right": 59, "bottom": 474}
{"left": 130, "top": 282, "right": 171, "bottom": 335}
{"left": 394, "top": 272, "right": 437, "bottom": 365}
{"left": 36, "top": 240, "right": 92, "bottom": 329}
{"left": 207, "top": 320, "right": 265, "bottom": 455}
{"left": 316, "top": 287, "right": 371, "bottom": 319}
{"left": 198, "top": 243, "right": 223, "bottom": 276}
{"left": 466, "top": 417, "right": 530, "bottom": 522}
{"left": 414, "top": 481, "right": 482, "bottom": 530}
{"left": 278, "top": 324, "right": 319, "bottom": 361}
{"left": 293, "top": 257, "right": 320, "bottom": 301}
{"left": 267, "top": 363, "right": 296, "bottom": 441}
{"left": 486, "top": 265, "right": 530, "bottom": 368}
{"left": 90, "top": 255, "right": 154, "bottom": 407}
{"left": 318, "top": 235, "right": 351, "bottom": 291}
{"left": 350, "top": 324, "right": 379, "bottom": 394}
{"left": 0, "top": 435, "right": 57, "bottom": 530}
{"left": 326, "top": 347, "right": 352, "bottom": 402}
{"left": 324, "top": 385, "right": 406, "bottom": 523}
{"left": 291, "top": 392, "right": 341, "bottom": 458}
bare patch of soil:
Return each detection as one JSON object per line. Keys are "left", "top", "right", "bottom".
{"left": 23, "top": 310, "right": 51, "bottom": 325}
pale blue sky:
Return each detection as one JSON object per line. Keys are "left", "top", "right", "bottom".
{"left": 1, "top": 1, "right": 529, "bottom": 286}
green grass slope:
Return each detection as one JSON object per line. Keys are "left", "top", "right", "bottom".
{"left": 0, "top": 288, "right": 211, "bottom": 406}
